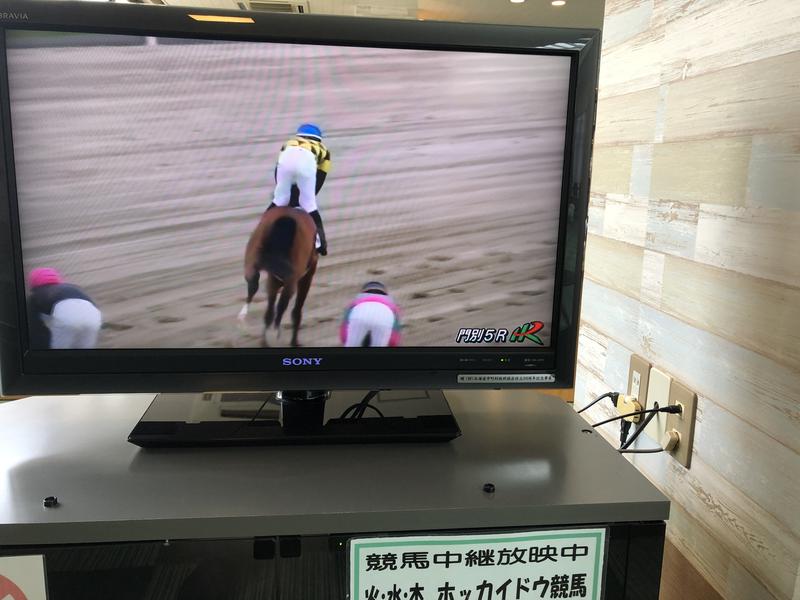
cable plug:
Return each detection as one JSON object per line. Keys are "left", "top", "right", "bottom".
{"left": 617, "top": 394, "right": 643, "bottom": 422}
{"left": 577, "top": 391, "right": 620, "bottom": 414}
{"left": 619, "top": 421, "right": 632, "bottom": 446}
{"left": 661, "top": 429, "right": 681, "bottom": 452}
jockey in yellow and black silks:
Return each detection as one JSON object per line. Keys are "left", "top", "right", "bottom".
{"left": 267, "top": 123, "right": 331, "bottom": 256}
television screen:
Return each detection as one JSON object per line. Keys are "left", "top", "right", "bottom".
{"left": 7, "top": 30, "right": 571, "bottom": 351}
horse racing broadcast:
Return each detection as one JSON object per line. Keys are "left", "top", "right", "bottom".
{"left": 7, "top": 30, "right": 573, "bottom": 350}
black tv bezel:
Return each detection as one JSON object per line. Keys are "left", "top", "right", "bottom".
{"left": 0, "top": 1, "right": 600, "bottom": 394}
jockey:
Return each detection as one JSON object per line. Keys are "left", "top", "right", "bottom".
{"left": 340, "top": 281, "right": 402, "bottom": 347}
{"left": 267, "top": 123, "right": 331, "bottom": 256}
{"left": 26, "top": 268, "right": 103, "bottom": 349}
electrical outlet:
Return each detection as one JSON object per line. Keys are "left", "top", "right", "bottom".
{"left": 643, "top": 367, "right": 671, "bottom": 443}
{"left": 627, "top": 355, "right": 651, "bottom": 408}
{"left": 617, "top": 395, "right": 642, "bottom": 422}
{"left": 665, "top": 380, "right": 697, "bottom": 468}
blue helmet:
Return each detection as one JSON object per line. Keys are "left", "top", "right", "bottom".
{"left": 296, "top": 123, "right": 323, "bottom": 140}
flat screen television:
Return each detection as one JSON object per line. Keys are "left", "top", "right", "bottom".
{"left": 0, "top": 1, "right": 600, "bottom": 441}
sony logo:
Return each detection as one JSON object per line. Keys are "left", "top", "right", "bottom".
{"left": 282, "top": 357, "right": 323, "bottom": 366}
{"left": 0, "top": 13, "right": 29, "bottom": 20}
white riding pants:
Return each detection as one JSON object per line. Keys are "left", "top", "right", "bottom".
{"left": 273, "top": 146, "right": 318, "bottom": 213}
{"left": 344, "top": 302, "right": 395, "bottom": 347}
{"left": 45, "top": 298, "right": 102, "bottom": 349}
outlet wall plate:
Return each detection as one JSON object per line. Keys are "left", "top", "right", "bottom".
{"left": 643, "top": 367, "right": 671, "bottom": 443}
{"left": 627, "top": 355, "right": 651, "bottom": 408}
{"left": 666, "top": 380, "right": 697, "bottom": 468}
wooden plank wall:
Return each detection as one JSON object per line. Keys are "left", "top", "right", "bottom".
{"left": 660, "top": 539, "right": 723, "bottom": 600}
{"left": 577, "top": 1, "right": 800, "bottom": 599}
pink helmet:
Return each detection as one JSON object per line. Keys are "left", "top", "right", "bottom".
{"left": 29, "top": 267, "right": 63, "bottom": 288}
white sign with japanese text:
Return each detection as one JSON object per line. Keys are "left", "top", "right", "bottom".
{"left": 350, "top": 528, "right": 606, "bottom": 600}
{"left": 0, "top": 554, "right": 48, "bottom": 600}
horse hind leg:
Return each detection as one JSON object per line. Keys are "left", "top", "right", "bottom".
{"left": 273, "top": 281, "right": 296, "bottom": 339}
{"left": 290, "top": 269, "right": 315, "bottom": 347}
{"left": 262, "top": 274, "right": 282, "bottom": 346}
{"left": 290, "top": 304, "right": 303, "bottom": 347}
{"left": 238, "top": 270, "right": 260, "bottom": 328}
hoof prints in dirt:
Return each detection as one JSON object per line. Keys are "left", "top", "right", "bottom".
{"left": 428, "top": 255, "right": 453, "bottom": 262}
{"left": 367, "top": 269, "right": 386, "bottom": 275}
{"left": 156, "top": 316, "right": 185, "bottom": 324}
{"left": 102, "top": 322, "right": 133, "bottom": 331}
{"left": 517, "top": 290, "right": 546, "bottom": 297}
{"left": 411, "top": 291, "right": 430, "bottom": 299}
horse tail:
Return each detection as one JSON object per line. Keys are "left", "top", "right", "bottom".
{"left": 262, "top": 216, "right": 296, "bottom": 281}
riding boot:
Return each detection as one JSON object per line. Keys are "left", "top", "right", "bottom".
{"left": 308, "top": 210, "right": 328, "bottom": 256}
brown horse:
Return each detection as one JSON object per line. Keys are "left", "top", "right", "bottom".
{"left": 238, "top": 207, "right": 318, "bottom": 346}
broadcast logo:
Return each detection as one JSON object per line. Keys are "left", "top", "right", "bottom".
{"left": 455, "top": 321, "right": 545, "bottom": 345}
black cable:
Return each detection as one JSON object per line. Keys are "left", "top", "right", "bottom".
{"left": 591, "top": 405, "right": 680, "bottom": 428}
{"left": 340, "top": 402, "right": 384, "bottom": 419}
{"left": 619, "top": 448, "right": 664, "bottom": 454}
{"left": 355, "top": 391, "right": 379, "bottom": 419}
{"left": 591, "top": 408, "right": 661, "bottom": 428}
{"left": 229, "top": 395, "right": 273, "bottom": 437}
{"left": 340, "top": 404, "right": 357, "bottom": 420}
{"left": 619, "top": 421, "right": 632, "bottom": 447}
{"left": 577, "top": 391, "right": 619, "bottom": 414}
{"left": 621, "top": 404, "right": 659, "bottom": 450}
{"left": 362, "top": 403, "right": 384, "bottom": 418}
{"left": 249, "top": 397, "right": 273, "bottom": 423}
{"left": 340, "top": 390, "right": 382, "bottom": 420}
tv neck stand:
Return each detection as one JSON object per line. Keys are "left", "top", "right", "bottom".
{"left": 127, "top": 390, "right": 461, "bottom": 448}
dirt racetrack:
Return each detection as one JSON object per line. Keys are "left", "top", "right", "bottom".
{"left": 9, "top": 37, "right": 571, "bottom": 348}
